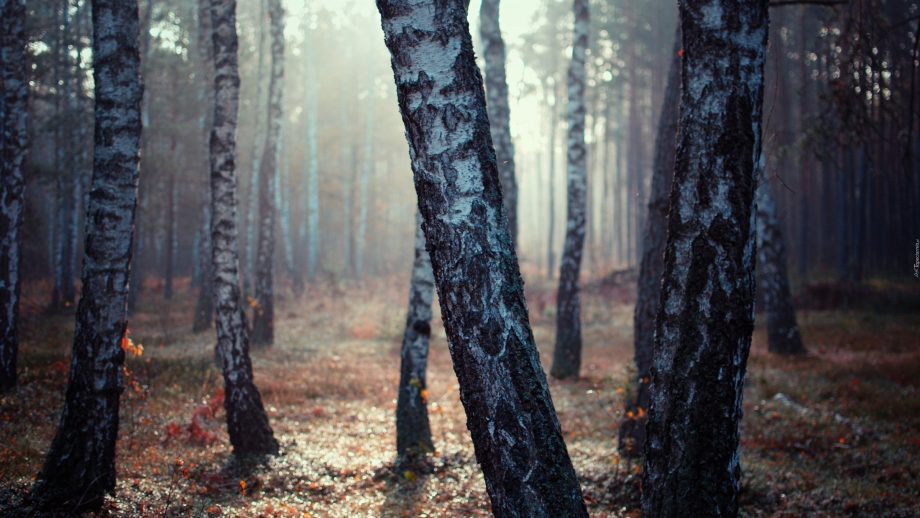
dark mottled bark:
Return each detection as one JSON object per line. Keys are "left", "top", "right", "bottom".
{"left": 551, "top": 0, "right": 589, "bottom": 380}
{"left": 480, "top": 0, "right": 517, "bottom": 248}
{"left": 376, "top": 1, "right": 587, "bottom": 515}
{"left": 756, "top": 162, "right": 806, "bottom": 355}
{"left": 31, "top": 0, "right": 144, "bottom": 511}
{"left": 0, "top": 0, "right": 28, "bottom": 394}
{"left": 193, "top": 0, "right": 215, "bottom": 333}
{"left": 642, "top": 2, "right": 768, "bottom": 517}
{"left": 208, "top": 0, "right": 278, "bottom": 455}
{"left": 620, "top": 29, "right": 680, "bottom": 457}
{"left": 251, "top": 0, "right": 284, "bottom": 346}
{"left": 395, "top": 213, "right": 435, "bottom": 462}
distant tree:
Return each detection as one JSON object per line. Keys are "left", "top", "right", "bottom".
{"left": 395, "top": 213, "right": 435, "bottom": 463}
{"left": 207, "top": 0, "right": 278, "bottom": 456}
{"left": 193, "top": 0, "right": 215, "bottom": 332}
{"left": 642, "top": 2, "right": 768, "bottom": 517}
{"left": 356, "top": 106, "right": 374, "bottom": 280}
{"left": 551, "top": 0, "right": 589, "bottom": 380}
{"left": 251, "top": 0, "right": 284, "bottom": 345}
{"left": 0, "top": 0, "right": 28, "bottom": 394}
{"left": 756, "top": 161, "right": 807, "bottom": 355}
{"left": 31, "top": 0, "right": 144, "bottom": 510}
{"left": 621, "top": 28, "right": 681, "bottom": 457}
{"left": 245, "top": 0, "right": 267, "bottom": 295}
{"left": 480, "top": 0, "right": 517, "bottom": 247}
{"left": 303, "top": 24, "right": 319, "bottom": 283}
{"left": 376, "top": 1, "right": 587, "bottom": 514}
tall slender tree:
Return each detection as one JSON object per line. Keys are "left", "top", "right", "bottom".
{"left": 207, "top": 0, "right": 278, "bottom": 456}
{"left": 304, "top": 26, "right": 319, "bottom": 282}
{"left": 31, "top": 0, "right": 144, "bottom": 510}
{"left": 551, "top": 0, "right": 589, "bottom": 380}
{"left": 480, "top": 0, "right": 517, "bottom": 247}
{"left": 621, "top": 29, "right": 680, "bottom": 456}
{"left": 245, "top": 0, "right": 267, "bottom": 295}
{"left": 756, "top": 161, "right": 807, "bottom": 355}
{"left": 356, "top": 106, "right": 374, "bottom": 280}
{"left": 193, "top": 0, "right": 216, "bottom": 332}
{"left": 395, "top": 213, "right": 435, "bottom": 463}
{"left": 0, "top": 0, "right": 28, "bottom": 394}
{"left": 643, "top": 2, "right": 768, "bottom": 516}
{"left": 251, "top": 0, "right": 284, "bottom": 345}
{"left": 376, "top": 1, "right": 587, "bottom": 514}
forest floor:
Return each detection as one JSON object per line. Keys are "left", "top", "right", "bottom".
{"left": 1, "top": 275, "right": 918, "bottom": 517}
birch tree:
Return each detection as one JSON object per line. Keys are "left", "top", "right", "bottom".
{"left": 643, "top": 2, "right": 768, "bottom": 516}
{"left": 376, "top": 1, "right": 587, "bottom": 514}
{"left": 756, "top": 163, "right": 806, "bottom": 355}
{"left": 31, "top": 0, "right": 144, "bottom": 510}
{"left": 0, "top": 0, "right": 28, "bottom": 394}
{"left": 621, "top": 29, "right": 680, "bottom": 456}
{"left": 251, "top": 0, "right": 284, "bottom": 345}
{"left": 480, "top": 0, "right": 517, "bottom": 247}
{"left": 395, "top": 213, "right": 435, "bottom": 463}
{"left": 193, "top": 0, "right": 215, "bottom": 332}
{"left": 356, "top": 106, "right": 374, "bottom": 280}
{"left": 551, "top": 0, "right": 589, "bottom": 380}
{"left": 207, "top": 0, "right": 278, "bottom": 455}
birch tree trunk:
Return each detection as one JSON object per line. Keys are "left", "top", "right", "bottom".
{"left": 480, "top": 0, "right": 517, "bottom": 248}
{"left": 395, "top": 212, "right": 435, "bottom": 462}
{"left": 546, "top": 81, "right": 559, "bottom": 280}
{"left": 756, "top": 162, "right": 806, "bottom": 355}
{"left": 551, "top": 0, "right": 589, "bottom": 380}
{"left": 207, "top": 0, "right": 278, "bottom": 455}
{"left": 0, "top": 0, "right": 28, "bottom": 394}
{"left": 59, "top": 2, "right": 78, "bottom": 308}
{"left": 377, "top": 2, "right": 587, "bottom": 514}
{"left": 251, "top": 0, "right": 284, "bottom": 346}
{"left": 620, "top": 29, "right": 680, "bottom": 456}
{"left": 193, "top": 0, "right": 215, "bottom": 332}
{"left": 32, "top": 0, "right": 143, "bottom": 510}
{"left": 642, "top": 2, "right": 768, "bottom": 516}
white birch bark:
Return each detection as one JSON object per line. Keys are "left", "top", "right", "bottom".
{"left": 376, "top": 1, "right": 587, "bottom": 514}
{"left": 207, "top": 0, "right": 278, "bottom": 456}
{"left": 551, "top": 0, "right": 589, "bottom": 380}
{"left": 643, "top": 2, "right": 768, "bottom": 516}
{"left": 0, "top": 0, "right": 28, "bottom": 393}
{"left": 32, "top": 0, "right": 143, "bottom": 510}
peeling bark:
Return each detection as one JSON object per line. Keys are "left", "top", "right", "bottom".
{"left": 621, "top": 29, "right": 680, "bottom": 457}
{"left": 642, "top": 2, "right": 768, "bottom": 516}
{"left": 756, "top": 162, "right": 806, "bottom": 355}
{"left": 551, "top": 0, "right": 589, "bottom": 380}
{"left": 31, "top": 0, "right": 143, "bottom": 511}
{"left": 480, "top": 0, "right": 517, "bottom": 248}
{"left": 376, "top": 1, "right": 587, "bottom": 515}
{"left": 251, "top": 0, "right": 284, "bottom": 346}
{"left": 208, "top": 0, "right": 278, "bottom": 456}
{"left": 395, "top": 213, "right": 435, "bottom": 462}
{"left": 0, "top": 0, "right": 28, "bottom": 393}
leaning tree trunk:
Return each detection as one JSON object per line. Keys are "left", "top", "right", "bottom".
{"left": 251, "top": 0, "right": 284, "bottom": 346}
{"left": 207, "top": 0, "right": 278, "bottom": 456}
{"left": 642, "top": 3, "right": 768, "bottom": 517}
{"left": 756, "top": 160, "right": 806, "bottom": 355}
{"left": 551, "top": 0, "right": 589, "bottom": 380}
{"left": 377, "top": 1, "right": 587, "bottom": 515}
{"left": 193, "top": 0, "right": 215, "bottom": 333}
{"left": 0, "top": 0, "right": 28, "bottom": 394}
{"left": 620, "top": 29, "right": 680, "bottom": 457}
{"left": 31, "top": 1, "right": 143, "bottom": 511}
{"left": 480, "top": 0, "right": 517, "bottom": 248}
{"left": 395, "top": 213, "right": 435, "bottom": 463}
